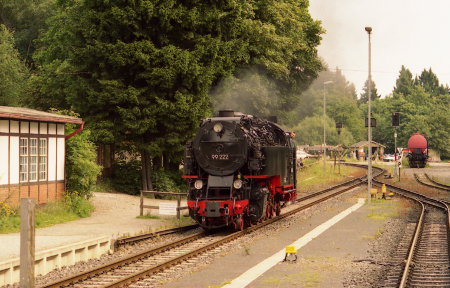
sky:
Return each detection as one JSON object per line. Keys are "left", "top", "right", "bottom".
{"left": 309, "top": 0, "right": 450, "bottom": 97}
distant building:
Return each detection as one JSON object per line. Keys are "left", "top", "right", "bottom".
{"left": 350, "top": 141, "right": 385, "bottom": 160}
{"left": 0, "top": 106, "right": 83, "bottom": 205}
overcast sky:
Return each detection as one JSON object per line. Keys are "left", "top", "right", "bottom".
{"left": 309, "top": 0, "right": 450, "bottom": 97}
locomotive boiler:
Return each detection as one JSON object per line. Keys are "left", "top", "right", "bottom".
{"left": 406, "top": 132, "right": 428, "bottom": 168}
{"left": 183, "top": 110, "right": 297, "bottom": 230}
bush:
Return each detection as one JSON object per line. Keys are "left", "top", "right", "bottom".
{"left": 112, "top": 159, "right": 142, "bottom": 195}
{"left": 64, "top": 193, "right": 95, "bottom": 218}
{"left": 66, "top": 127, "right": 102, "bottom": 198}
{"left": 49, "top": 109, "right": 102, "bottom": 199}
{"left": 152, "top": 168, "right": 187, "bottom": 193}
{"left": 111, "top": 160, "right": 187, "bottom": 196}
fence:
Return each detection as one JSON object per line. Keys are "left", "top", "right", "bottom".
{"left": 140, "top": 191, "right": 189, "bottom": 220}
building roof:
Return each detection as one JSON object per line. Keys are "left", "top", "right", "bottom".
{"left": 350, "top": 141, "right": 386, "bottom": 148}
{"left": 305, "top": 145, "right": 343, "bottom": 152}
{"left": 0, "top": 106, "right": 82, "bottom": 124}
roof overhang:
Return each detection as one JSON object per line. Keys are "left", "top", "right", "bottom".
{"left": 0, "top": 106, "right": 82, "bottom": 124}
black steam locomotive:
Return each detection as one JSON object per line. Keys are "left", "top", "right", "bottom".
{"left": 183, "top": 110, "right": 297, "bottom": 230}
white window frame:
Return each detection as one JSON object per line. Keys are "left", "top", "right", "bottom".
{"left": 39, "top": 138, "right": 47, "bottom": 181}
{"left": 19, "top": 138, "right": 28, "bottom": 182}
{"left": 29, "top": 138, "right": 38, "bottom": 182}
{"left": 19, "top": 137, "right": 48, "bottom": 182}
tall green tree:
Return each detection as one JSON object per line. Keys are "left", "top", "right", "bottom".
{"left": 417, "top": 68, "right": 448, "bottom": 96}
{"left": 0, "top": 0, "right": 55, "bottom": 68}
{"left": 358, "top": 78, "right": 380, "bottom": 105}
{"left": 288, "top": 68, "right": 364, "bottom": 144}
{"left": 0, "top": 24, "right": 28, "bottom": 106}
{"left": 211, "top": 0, "right": 324, "bottom": 122}
{"left": 393, "top": 65, "right": 415, "bottom": 96}
{"left": 32, "top": 0, "right": 325, "bottom": 190}
{"left": 34, "top": 0, "right": 250, "bottom": 189}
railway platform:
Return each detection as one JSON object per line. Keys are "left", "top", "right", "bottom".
{"left": 0, "top": 192, "right": 186, "bottom": 286}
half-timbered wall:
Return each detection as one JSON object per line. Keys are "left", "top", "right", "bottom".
{"left": 0, "top": 119, "right": 66, "bottom": 205}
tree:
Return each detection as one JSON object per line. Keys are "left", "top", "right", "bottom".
{"left": 358, "top": 78, "right": 380, "bottom": 105}
{"left": 417, "top": 68, "right": 448, "bottom": 96}
{"left": 393, "top": 65, "right": 415, "bottom": 96}
{"left": 292, "top": 115, "right": 354, "bottom": 147}
{"left": 0, "top": 0, "right": 55, "bottom": 68}
{"left": 210, "top": 0, "right": 324, "bottom": 122}
{"left": 287, "top": 68, "right": 364, "bottom": 143}
{"left": 32, "top": 0, "right": 325, "bottom": 190}
{"left": 0, "top": 24, "right": 28, "bottom": 106}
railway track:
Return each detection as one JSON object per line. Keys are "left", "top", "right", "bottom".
{"left": 372, "top": 180, "right": 450, "bottom": 287}
{"left": 425, "top": 173, "right": 450, "bottom": 189}
{"left": 113, "top": 224, "right": 200, "bottom": 249}
{"left": 414, "top": 173, "right": 450, "bottom": 192}
{"left": 42, "top": 167, "right": 371, "bottom": 288}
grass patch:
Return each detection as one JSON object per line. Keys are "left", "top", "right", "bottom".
{"left": 147, "top": 214, "right": 196, "bottom": 231}
{"left": 362, "top": 227, "right": 385, "bottom": 240}
{"left": 298, "top": 271, "right": 321, "bottom": 287}
{"left": 207, "top": 280, "right": 232, "bottom": 288}
{"left": 366, "top": 199, "right": 398, "bottom": 220}
{"left": 261, "top": 277, "right": 282, "bottom": 285}
{"left": 137, "top": 214, "right": 161, "bottom": 219}
{"left": 297, "top": 159, "right": 362, "bottom": 190}
{"left": 92, "top": 178, "right": 116, "bottom": 193}
{"left": 262, "top": 270, "right": 320, "bottom": 287}
{"left": 0, "top": 196, "right": 94, "bottom": 234}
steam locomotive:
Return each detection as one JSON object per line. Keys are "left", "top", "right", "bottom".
{"left": 405, "top": 132, "right": 428, "bottom": 168}
{"left": 183, "top": 110, "right": 297, "bottom": 230}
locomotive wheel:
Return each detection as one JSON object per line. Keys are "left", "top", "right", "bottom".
{"left": 234, "top": 215, "right": 244, "bottom": 231}
{"left": 275, "top": 202, "right": 281, "bottom": 216}
{"left": 266, "top": 200, "right": 274, "bottom": 219}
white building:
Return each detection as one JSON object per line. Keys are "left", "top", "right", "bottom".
{"left": 0, "top": 106, "right": 83, "bottom": 205}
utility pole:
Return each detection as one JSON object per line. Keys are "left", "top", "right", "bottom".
{"left": 323, "top": 80, "right": 333, "bottom": 176}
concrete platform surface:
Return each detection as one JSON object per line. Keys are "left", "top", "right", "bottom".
{"left": 0, "top": 192, "right": 186, "bottom": 261}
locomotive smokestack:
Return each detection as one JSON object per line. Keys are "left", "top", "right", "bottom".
{"left": 218, "top": 110, "right": 235, "bottom": 117}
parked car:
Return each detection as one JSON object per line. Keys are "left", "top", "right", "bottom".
{"left": 383, "top": 154, "right": 395, "bottom": 162}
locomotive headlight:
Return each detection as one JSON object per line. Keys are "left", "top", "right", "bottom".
{"left": 233, "top": 179, "right": 243, "bottom": 189}
{"left": 213, "top": 123, "right": 223, "bottom": 133}
{"left": 194, "top": 180, "right": 203, "bottom": 190}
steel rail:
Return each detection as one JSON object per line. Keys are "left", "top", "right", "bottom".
{"left": 104, "top": 180, "right": 366, "bottom": 288}
{"left": 44, "top": 164, "right": 371, "bottom": 288}
{"left": 114, "top": 224, "right": 200, "bottom": 249}
{"left": 425, "top": 173, "right": 450, "bottom": 189}
{"left": 371, "top": 178, "right": 450, "bottom": 287}
{"left": 43, "top": 232, "right": 206, "bottom": 288}
{"left": 414, "top": 173, "right": 450, "bottom": 192}
{"left": 399, "top": 201, "right": 424, "bottom": 288}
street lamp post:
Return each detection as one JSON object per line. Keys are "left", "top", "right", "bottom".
{"left": 365, "top": 26, "right": 372, "bottom": 203}
{"left": 323, "top": 80, "right": 333, "bottom": 176}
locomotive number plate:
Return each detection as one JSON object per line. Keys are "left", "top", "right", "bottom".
{"left": 211, "top": 154, "right": 229, "bottom": 160}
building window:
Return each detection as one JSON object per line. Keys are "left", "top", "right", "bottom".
{"left": 19, "top": 137, "right": 47, "bottom": 182}
{"left": 19, "top": 138, "right": 28, "bottom": 182}
{"left": 39, "top": 138, "right": 47, "bottom": 180}
{"left": 29, "top": 138, "right": 38, "bottom": 181}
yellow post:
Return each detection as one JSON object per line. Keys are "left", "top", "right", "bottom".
{"left": 381, "top": 184, "right": 387, "bottom": 199}
{"left": 284, "top": 246, "right": 297, "bottom": 262}
{"left": 370, "top": 188, "right": 378, "bottom": 198}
